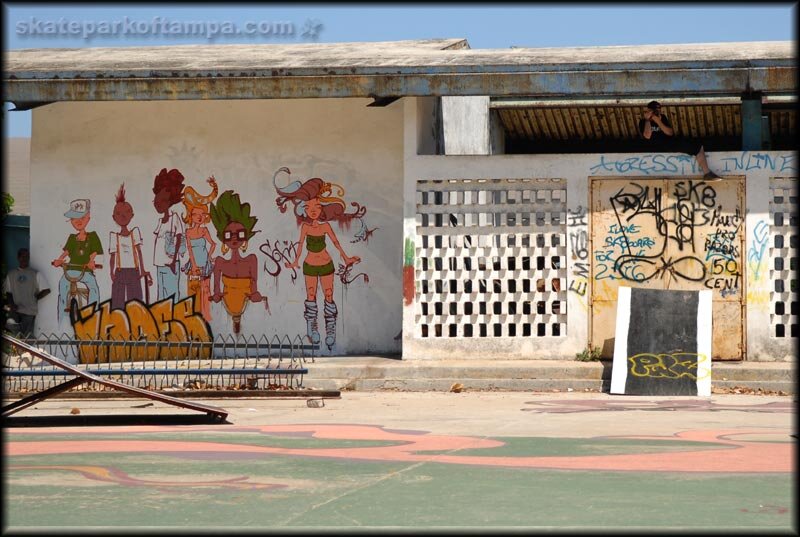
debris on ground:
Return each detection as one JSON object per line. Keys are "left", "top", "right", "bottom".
{"left": 449, "top": 383, "right": 464, "bottom": 393}
{"left": 307, "top": 398, "right": 325, "bottom": 408}
{"left": 711, "top": 385, "right": 789, "bottom": 396}
{"left": 69, "top": 407, "right": 80, "bottom": 415}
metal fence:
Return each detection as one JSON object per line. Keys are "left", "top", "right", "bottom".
{"left": 2, "top": 333, "right": 316, "bottom": 393}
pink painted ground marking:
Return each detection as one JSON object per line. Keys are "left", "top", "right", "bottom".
{"left": 6, "top": 424, "right": 793, "bottom": 473}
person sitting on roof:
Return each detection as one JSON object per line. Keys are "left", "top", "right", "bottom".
{"left": 639, "top": 100, "right": 722, "bottom": 181}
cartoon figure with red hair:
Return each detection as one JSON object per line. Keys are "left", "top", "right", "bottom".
{"left": 274, "top": 167, "right": 363, "bottom": 349}
{"left": 109, "top": 183, "right": 151, "bottom": 309}
{"left": 152, "top": 168, "right": 187, "bottom": 302}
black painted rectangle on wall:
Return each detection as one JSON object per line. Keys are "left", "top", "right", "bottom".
{"left": 610, "top": 287, "right": 712, "bottom": 396}
{"left": 624, "top": 288, "right": 700, "bottom": 396}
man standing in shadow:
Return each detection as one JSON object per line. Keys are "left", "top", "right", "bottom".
{"left": 3, "top": 248, "right": 51, "bottom": 337}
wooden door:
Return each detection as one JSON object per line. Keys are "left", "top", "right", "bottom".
{"left": 590, "top": 176, "right": 745, "bottom": 360}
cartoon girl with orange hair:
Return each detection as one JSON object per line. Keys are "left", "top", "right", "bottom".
{"left": 274, "top": 167, "right": 363, "bottom": 349}
{"left": 181, "top": 176, "right": 218, "bottom": 321}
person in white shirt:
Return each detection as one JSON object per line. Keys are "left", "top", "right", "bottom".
{"left": 109, "top": 183, "right": 152, "bottom": 309}
{"left": 152, "top": 168, "right": 186, "bottom": 302}
{"left": 3, "top": 248, "right": 50, "bottom": 336}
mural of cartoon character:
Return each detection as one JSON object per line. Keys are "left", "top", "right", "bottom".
{"left": 181, "top": 176, "right": 219, "bottom": 322}
{"left": 51, "top": 199, "right": 103, "bottom": 323}
{"left": 109, "top": 183, "right": 152, "bottom": 309}
{"left": 152, "top": 168, "right": 187, "bottom": 302}
{"left": 274, "top": 167, "right": 363, "bottom": 349}
{"left": 209, "top": 190, "right": 267, "bottom": 334}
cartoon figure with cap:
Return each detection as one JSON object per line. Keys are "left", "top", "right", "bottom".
{"left": 52, "top": 198, "right": 104, "bottom": 323}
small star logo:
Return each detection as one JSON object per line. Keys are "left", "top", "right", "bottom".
{"left": 301, "top": 19, "right": 323, "bottom": 40}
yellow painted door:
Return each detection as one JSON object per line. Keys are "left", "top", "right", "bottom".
{"left": 590, "top": 176, "right": 745, "bottom": 360}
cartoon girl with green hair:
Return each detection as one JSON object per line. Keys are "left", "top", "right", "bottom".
{"left": 209, "top": 190, "right": 267, "bottom": 334}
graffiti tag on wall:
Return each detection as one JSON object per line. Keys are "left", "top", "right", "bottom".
{"left": 567, "top": 205, "right": 589, "bottom": 301}
{"left": 589, "top": 151, "right": 796, "bottom": 176}
{"left": 747, "top": 219, "right": 769, "bottom": 282}
{"left": 628, "top": 352, "right": 710, "bottom": 381}
{"left": 593, "top": 180, "right": 742, "bottom": 296}
{"left": 70, "top": 296, "right": 212, "bottom": 363}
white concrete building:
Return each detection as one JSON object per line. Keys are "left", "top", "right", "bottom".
{"left": 3, "top": 39, "right": 796, "bottom": 363}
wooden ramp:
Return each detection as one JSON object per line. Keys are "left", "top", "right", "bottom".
{"left": 1, "top": 334, "right": 228, "bottom": 422}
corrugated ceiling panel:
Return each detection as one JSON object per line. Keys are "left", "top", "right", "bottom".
{"left": 497, "top": 104, "right": 751, "bottom": 142}
{"left": 769, "top": 109, "right": 796, "bottom": 139}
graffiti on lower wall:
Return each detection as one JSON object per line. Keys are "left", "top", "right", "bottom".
{"left": 628, "top": 352, "right": 710, "bottom": 381}
{"left": 70, "top": 296, "right": 212, "bottom": 363}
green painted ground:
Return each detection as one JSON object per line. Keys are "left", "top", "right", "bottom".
{"left": 5, "top": 430, "right": 793, "bottom": 530}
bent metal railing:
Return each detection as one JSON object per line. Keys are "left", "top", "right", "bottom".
{"left": 2, "top": 333, "right": 317, "bottom": 394}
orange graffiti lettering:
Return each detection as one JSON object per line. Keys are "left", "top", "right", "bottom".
{"left": 71, "top": 298, "right": 212, "bottom": 363}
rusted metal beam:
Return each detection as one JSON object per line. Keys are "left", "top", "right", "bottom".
{"left": 4, "top": 66, "right": 796, "bottom": 105}
{"left": 1, "top": 334, "right": 229, "bottom": 421}
{"left": 2, "top": 376, "right": 87, "bottom": 417}
{"left": 491, "top": 97, "right": 745, "bottom": 108}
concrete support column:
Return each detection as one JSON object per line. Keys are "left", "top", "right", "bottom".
{"left": 741, "top": 96, "right": 763, "bottom": 151}
{"left": 442, "top": 96, "right": 490, "bottom": 155}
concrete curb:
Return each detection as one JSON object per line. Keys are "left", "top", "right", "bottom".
{"left": 303, "top": 357, "right": 796, "bottom": 394}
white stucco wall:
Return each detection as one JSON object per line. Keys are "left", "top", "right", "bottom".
{"left": 30, "top": 98, "right": 404, "bottom": 356}
{"left": 403, "top": 98, "right": 796, "bottom": 362}
{"left": 27, "top": 96, "right": 796, "bottom": 363}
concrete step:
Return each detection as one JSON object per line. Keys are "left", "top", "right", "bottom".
{"left": 303, "top": 357, "right": 795, "bottom": 394}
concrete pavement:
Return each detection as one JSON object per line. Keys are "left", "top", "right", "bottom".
{"left": 3, "top": 391, "right": 796, "bottom": 532}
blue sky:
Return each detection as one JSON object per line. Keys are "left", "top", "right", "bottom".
{"left": 3, "top": 3, "right": 797, "bottom": 137}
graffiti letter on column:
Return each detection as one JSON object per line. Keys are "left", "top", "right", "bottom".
{"left": 567, "top": 205, "right": 589, "bottom": 297}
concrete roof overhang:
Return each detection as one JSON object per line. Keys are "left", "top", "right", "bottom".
{"left": 3, "top": 39, "right": 796, "bottom": 109}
